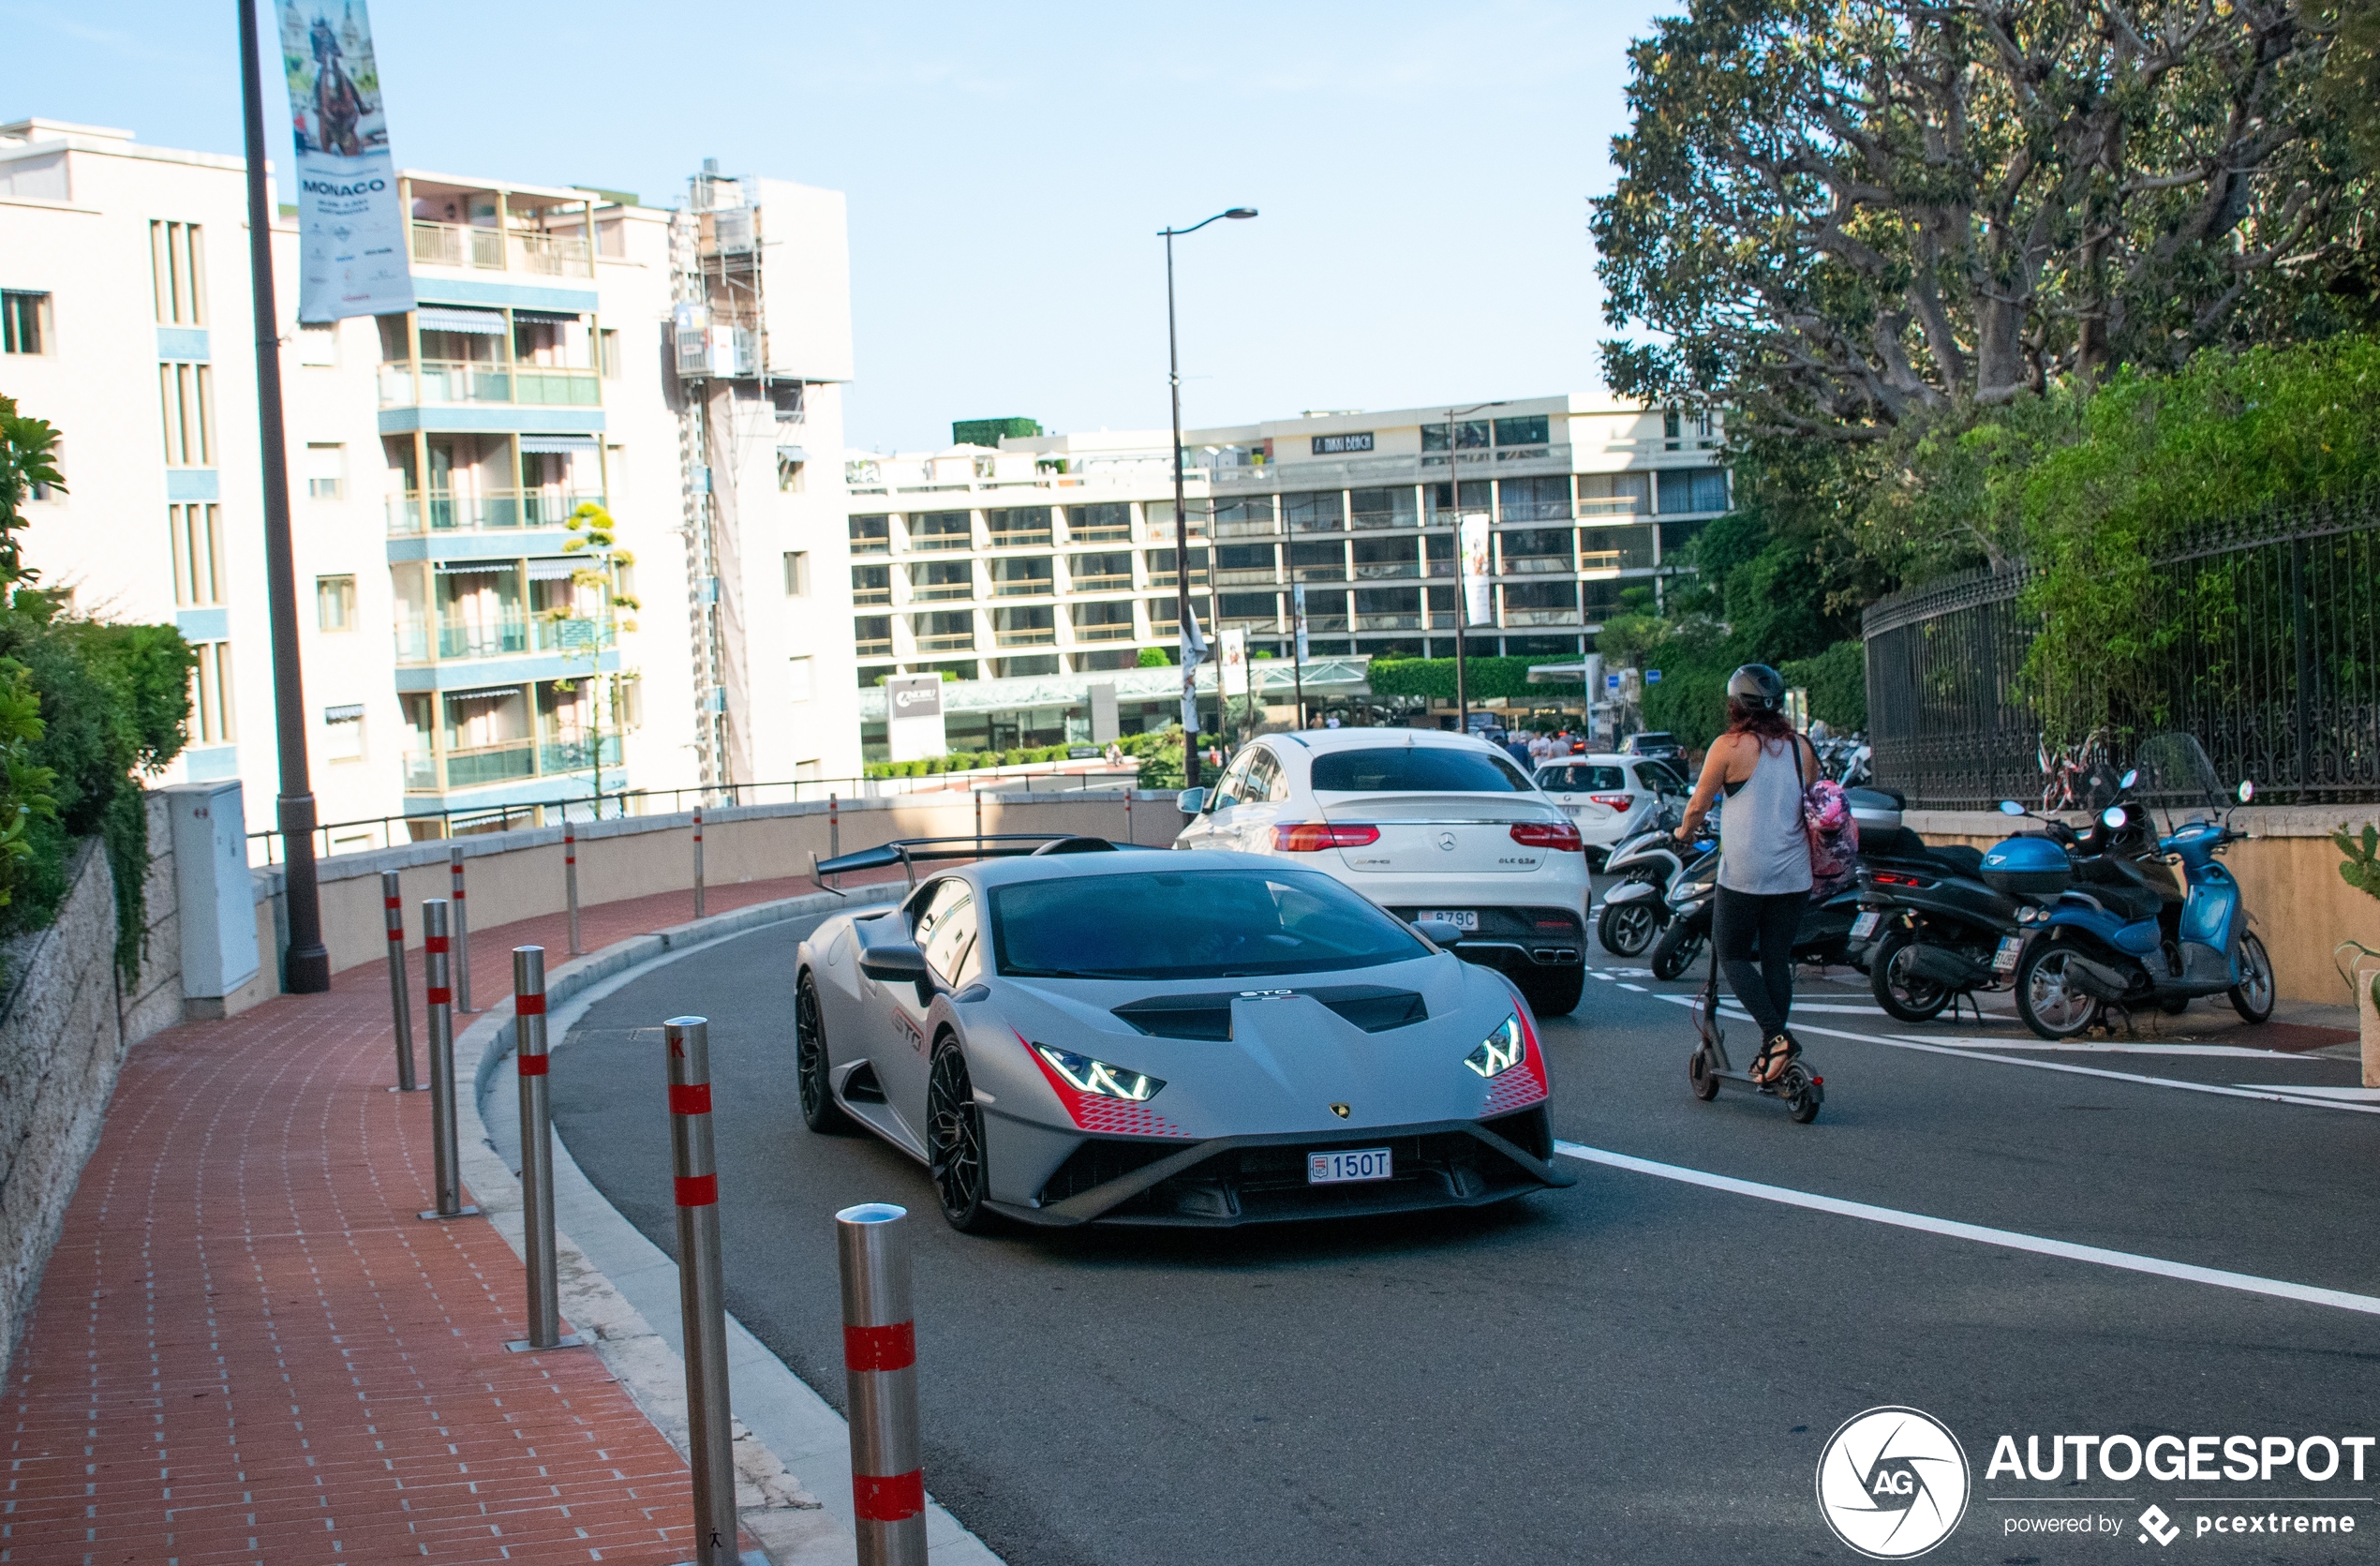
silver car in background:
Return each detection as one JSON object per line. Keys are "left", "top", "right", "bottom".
{"left": 1535, "top": 753, "right": 1690, "bottom": 872}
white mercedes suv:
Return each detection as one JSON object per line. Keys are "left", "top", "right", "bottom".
{"left": 1172, "top": 728, "right": 1592, "bottom": 1015}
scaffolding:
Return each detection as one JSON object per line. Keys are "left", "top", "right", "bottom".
{"left": 669, "top": 160, "right": 803, "bottom": 793}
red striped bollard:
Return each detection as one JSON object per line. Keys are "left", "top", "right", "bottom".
{"left": 565, "top": 819, "right": 583, "bottom": 955}
{"left": 829, "top": 792, "right": 840, "bottom": 858}
{"left": 449, "top": 843, "right": 475, "bottom": 1012}
{"left": 838, "top": 1202, "right": 926, "bottom": 1564}
{"left": 382, "top": 870, "right": 417, "bottom": 1092}
{"left": 505, "top": 947, "right": 579, "bottom": 1351}
{"left": 663, "top": 1016, "right": 736, "bottom": 1566}
{"left": 418, "top": 900, "right": 476, "bottom": 1220}
{"left": 692, "top": 804, "right": 707, "bottom": 918}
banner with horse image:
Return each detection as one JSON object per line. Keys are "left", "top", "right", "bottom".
{"left": 277, "top": 0, "right": 413, "bottom": 321}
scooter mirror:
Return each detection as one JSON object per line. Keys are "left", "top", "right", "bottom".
{"left": 2102, "top": 805, "right": 2127, "bottom": 829}
{"left": 2120, "top": 768, "right": 2139, "bottom": 789}
{"left": 2238, "top": 780, "right": 2255, "bottom": 804}
{"left": 1997, "top": 799, "right": 2026, "bottom": 815}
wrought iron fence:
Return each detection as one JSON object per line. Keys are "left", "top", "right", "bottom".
{"left": 1863, "top": 496, "right": 2380, "bottom": 808}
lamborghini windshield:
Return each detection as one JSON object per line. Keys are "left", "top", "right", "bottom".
{"left": 990, "top": 868, "right": 1426, "bottom": 980}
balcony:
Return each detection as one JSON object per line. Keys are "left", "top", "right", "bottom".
{"left": 1073, "top": 623, "right": 1138, "bottom": 643}
{"left": 537, "top": 734, "right": 624, "bottom": 775}
{"left": 853, "top": 587, "right": 893, "bottom": 606}
{"left": 379, "top": 361, "right": 601, "bottom": 409}
{"left": 388, "top": 490, "right": 602, "bottom": 537}
{"left": 1505, "top": 607, "right": 1583, "bottom": 627}
{"left": 1356, "top": 612, "right": 1424, "bottom": 632}
{"left": 1501, "top": 555, "right": 1576, "bottom": 575}
{"left": 442, "top": 739, "right": 537, "bottom": 789}
{"left": 987, "top": 529, "right": 1053, "bottom": 549}
{"left": 909, "top": 532, "right": 974, "bottom": 553}
{"left": 530, "top": 617, "right": 617, "bottom": 655}
{"left": 916, "top": 633, "right": 976, "bottom": 652}
{"left": 850, "top": 534, "right": 891, "bottom": 558}
{"left": 409, "top": 219, "right": 594, "bottom": 279}
{"left": 438, "top": 618, "right": 530, "bottom": 661}
{"left": 1144, "top": 572, "right": 1209, "bottom": 590}
{"left": 1213, "top": 567, "right": 1278, "bottom": 586}
{"left": 1066, "top": 523, "right": 1131, "bottom": 544}
{"left": 403, "top": 751, "right": 439, "bottom": 792}
{"left": 1212, "top": 515, "right": 1279, "bottom": 540}
{"left": 855, "top": 637, "right": 894, "bottom": 657}
{"left": 910, "top": 583, "right": 972, "bottom": 602}
{"left": 1068, "top": 573, "right": 1134, "bottom": 592}
{"left": 1354, "top": 560, "right": 1420, "bottom": 580}
{"left": 1578, "top": 496, "right": 1650, "bottom": 519}
{"left": 991, "top": 580, "right": 1054, "bottom": 598}
{"left": 1580, "top": 549, "right": 1626, "bottom": 578}
{"left": 995, "top": 629, "right": 1056, "bottom": 648}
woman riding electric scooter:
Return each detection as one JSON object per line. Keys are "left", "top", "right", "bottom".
{"left": 1673, "top": 665, "right": 1821, "bottom": 1086}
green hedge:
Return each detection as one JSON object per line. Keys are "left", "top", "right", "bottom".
{"left": 1366, "top": 655, "right": 1584, "bottom": 702}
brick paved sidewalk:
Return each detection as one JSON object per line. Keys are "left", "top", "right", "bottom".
{"left": 3, "top": 871, "right": 866, "bottom": 1566}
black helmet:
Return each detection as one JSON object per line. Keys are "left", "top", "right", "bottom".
{"left": 1727, "top": 664, "right": 1786, "bottom": 710}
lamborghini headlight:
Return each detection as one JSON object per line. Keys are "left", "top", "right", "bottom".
{"left": 1034, "top": 1044, "right": 1165, "bottom": 1102}
{"left": 1464, "top": 1015, "right": 1526, "bottom": 1079}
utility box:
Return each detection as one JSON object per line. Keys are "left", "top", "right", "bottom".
{"left": 166, "top": 781, "right": 260, "bottom": 1005}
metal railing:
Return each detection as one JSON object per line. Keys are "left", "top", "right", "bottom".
{"left": 1073, "top": 623, "right": 1137, "bottom": 642}
{"left": 387, "top": 489, "right": 603, "bottom": 536}
{"left": 1067, "top": 574, "right": 1133, "bottom": 592}
{"left": 915, "top": 633, "right": 975, "bottom": 652}
{"left": 909, "top": 532, "right": 973, "bottom": 552}
{"left": 406, "top": 220, "right": 595, "bottom": 277}
{"left": 990, "top": 580, "right": 1054, "bottom": 597}
{"left": 411, "top": 220, "right": 504, "bottom": 269}
{"left": 1863, "top": 493, "right": 2380, "bottom": 806}
{"left": 378, "top": 361, "right": 600, "bottom": 408}
{"left": 996, "top": 629, "right": 1056, "bottom": 647}
{"left": 987, "top": 529, "right": 1053, "bottom": 549}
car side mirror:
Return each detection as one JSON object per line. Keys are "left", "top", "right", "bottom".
{"left": 1998, "top": 799, "right": 2026, "bottom": 815}
{"left": 1413, "top": 918, "right": 1465, "bottom": 947}
{"left": 855, "top": 917, "right": 934, "bottom": 1002}
{"left": 1178, "top": 787, "right": 1208, "bottom": 815}
{"left": 2238, "top": 780, "right": 2255, "bottom": 804}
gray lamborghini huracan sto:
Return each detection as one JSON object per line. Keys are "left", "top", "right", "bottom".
{"left": 793, "top": 847, "right": 1575, "bottom": 1231}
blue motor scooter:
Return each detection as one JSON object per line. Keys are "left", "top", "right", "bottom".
{"left": 1985, "top": 734, "right": 2274, "bottom": 1039}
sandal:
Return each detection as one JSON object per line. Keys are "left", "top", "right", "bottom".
{"left": 1750, "top": 1032, "right": 1800, "bottom": 1086}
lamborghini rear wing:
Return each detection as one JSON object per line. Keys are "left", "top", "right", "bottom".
{"left": 811, "top": 832, "right": 1149, "bottom": 892}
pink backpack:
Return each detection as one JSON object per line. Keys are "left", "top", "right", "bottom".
{"left": 1798, "top": 759, "right": 1859, "bottom": 898}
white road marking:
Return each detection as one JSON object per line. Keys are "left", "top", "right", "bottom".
{"left": 1618, "top": 983, "right": 1647, "bottom": 992}
{"left": 2233, "top": 1084, "right": 2380, "bottom": 1101}
{"left": 1589, "top": 971, "right": 1616, "bottom": 981}
{"left": 1660, "top": 994, "right": 2380, "bottom": 1114}
{"left": 1554, "top": 1141, "right": 2380, "bottom": 1319}
{"left": 1905, "top": 1037, "right": 2328, "bottom": 1060}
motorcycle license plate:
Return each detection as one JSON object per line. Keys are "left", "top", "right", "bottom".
{"left": 1418, "top": 910, "right": 1480, "bottom": 931}
{"left": 1850, "top": 911, "right": 1881, "bottom": 940}
{"left": 1993, "top": 936, "right": 2022, "bottom": 973}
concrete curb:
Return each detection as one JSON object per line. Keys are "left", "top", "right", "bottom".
{"left": 452, "top": 884, "right": 1004, "bottom": 1566}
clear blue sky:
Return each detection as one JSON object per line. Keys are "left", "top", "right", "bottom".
{"left": 11, "top": 0, "right": 1672, "bottom": 453}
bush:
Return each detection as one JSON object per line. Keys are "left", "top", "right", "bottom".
{"left": 1367, "top": 655, "right": 1584, "bottom": 702}
{"left": 1781, "top": 640, "right": 1867, "bottom": 732}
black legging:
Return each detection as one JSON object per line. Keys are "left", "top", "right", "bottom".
{"left": 1714, "top": 885, "right": 1802, "bottom": 1037}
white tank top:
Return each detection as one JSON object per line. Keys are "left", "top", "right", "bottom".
{"left": 1718, "top": 737, "right": 1813, "bottom": 896}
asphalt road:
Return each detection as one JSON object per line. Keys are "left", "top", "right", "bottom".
{"left": 553, "top": 916, "right": 2380, "bottom": 1566}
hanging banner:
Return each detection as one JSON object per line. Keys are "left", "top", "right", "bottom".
{"left": 1219, "top": 628, "right": 1249, "bottom": 699}
{"left": 1292, "top": 582, "right": 1310, "bottom": 664}
{"left": 278, "top": 0, "right": 414, "bottom": 321}
{"left": 1459, "top": 512, "right": 1494, "bottom": 625}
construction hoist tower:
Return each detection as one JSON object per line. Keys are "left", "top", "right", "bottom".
{"left": 669, "top": 159, "right": 804, "bottom": 793}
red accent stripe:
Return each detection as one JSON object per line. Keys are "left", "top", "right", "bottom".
{"left": 516, "top": 1053, "right": 549, "bottom": 1076}
{"left": 424, "top": 935, "right": 448, "bottom": 953}
{"left": 851, "top": 1470, "right": 923, "bottom": 1523}
{"left": 515, "top": 993, "right": 546, "bottom": 1015}
{"left": 384, "top": 897, "right": 400, "bottom": 910}
{"left": 668, "top": 1082, "right": 712, "bottom": 1116}
{"left": 426, "top": 987, "right": 452, "bottom": 1006}
{"left": 453, "top": 887, "right": 466, "bottom": 899}
{"left": 387, "top": 930, "right": 404, "bottom": 943}
{"left": 673, "top": 1173, "right": 717, "bottom": 1207}
{"left": 842, "top": 1321, "right": 915, "bottom": 1372}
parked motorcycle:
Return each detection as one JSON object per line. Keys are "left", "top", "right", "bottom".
{"left": 1989, "top": 734, "right": 2274, "bottom": 1039}
{"left": 1594, "top": 786, "right": 1706, "bottom": 958}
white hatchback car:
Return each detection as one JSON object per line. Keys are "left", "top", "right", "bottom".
{"left": 1173, "top": 728, "right": 1593, "bottom": 1016}
{"left": 1535, "top": 754, "right": 1692, "bottom": 871}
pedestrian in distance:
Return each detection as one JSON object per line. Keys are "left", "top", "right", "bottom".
{"left": 1672, "top": 664, "right": 1822, "bottom": 1085}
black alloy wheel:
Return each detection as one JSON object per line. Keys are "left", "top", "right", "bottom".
{"left": 928, "top": 1038, "right": 996, "bottom": 1232}
{"left": 796, "top": 973, "right": 848, "bottom": 1134}
{"left": 1651, "top": 918, "right": 1705, "bottom": 982}
{"left": 1869, "top": 929, "right": 1952, "bottom": 1023}
{"left": 1598, "top": 898, "right": 1661, "bottom": 958}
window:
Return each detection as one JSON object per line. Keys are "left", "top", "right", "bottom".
{"left": 149, "top": 221, "right": 205, "bottom": 325}
{"left": 850, "top": 514, "right": 891, "bottom": 554}
{"left": 911, "top": 511, "right": 972, "bottom": 549}
{"left": 1349, "top": 485, "right": 1417, "bottom": 528}
{"left": 1663, "top": 407, "right": 1682, "bottom": 450}
{"left": 305, "top": 442, "right": 345, "bottom": 500}
{"left": 912, "top": 880, "right": 982, "bottom": 987}
{"left": 188, "top": 642, "right": 236, "bottom": 746}
{"left": 1213, "top": 544, "right": 1276, "bottom": 573}
{"left": 1281, "top": 491, "right": 1345, "bottom": 534}
{"left": 787, "top": 655, "right": 814, "bottom": 702}
{"left": 1577, "top": 472, "right": 1651, "bottom": 516}
{"left": 2, "top": 291, "right": 49, "bottom": 354}
{"left": 317, "top": 574, "right": 356, "bottom": 631}
{"left": 598, "top": 328, "right": 621, "bottom": 379}
{"left": 855, "top": 616, "right": 893, "bottom": 654}
{"left": 1065, "top": 502, "right": 1130, "bottom": 540}
{"left": 853, "top": 564, "right": 891, "bottom": 604}
{"left": 989, "top": 869, "right": 1421, "bottom": 982}
{"left": 1540, "top": 764, "right": 1628, "bottom": 792}
{"left": 170, "top": 504, "right": 224, "bottom": 605}
{"left": 1497, "top": 475, "right": 1571, "bottom": 523}
{"left": 1421, "top": 421, "right": 1490, "bottom": 452}
{"left": 157, "top": 362, "right": 214, "bottom": 466}
{"left": 1657, "top": 467, "right": 1729, "bottom": 515}
{"left": 1493, "top": 414, "right": 1550, "bottom": 448}
{"left": 297, "top": 324, "right": 337, "bottom": 365}
{"left": 605, "top": 442, "right": 625, "bottom": 504}
{"left": 1310, "top": 746, "right": 1531, "bottom": 793}
{"left": 1217, "top": 591, "right": 1280, "bottom": 622}
{"left": 322, "top": 704, "right": 364, "bottom": 761}
{"left": 1581, "top": 525, "right": 1657, "bottom": 571}
{"left": 1287, "top": 540, "right": 1346, "bottom": 580}
{"left": 782, "top": 550, "right": 810, "bottom": 596}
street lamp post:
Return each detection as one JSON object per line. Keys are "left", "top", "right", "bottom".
{"left": 1162, "top": 207, "right": 1256, "bottom": 790}
{"left": 237, "top": 0, "right": 332, "bottom": 992}
{"left": 1441, "top": 400, "right": 1506, "bottom": 738}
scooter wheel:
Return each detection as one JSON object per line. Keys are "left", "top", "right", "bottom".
{"left": 1651, "top": 921, "right": 1704, "bottom": 982}
{"left": 1598, "top": 899, "right": 1660, "bottom": 958}
{"left": 2014, "top": 940, "right": 2104, "bottom": 1040}
{"left": 1782, "top": 1063, "right": 1822, "bottom": 1125}
{"left": 2228, "top": 932, "right": 2276, "bottom": 1023}
{"left": 1869, "top": 930, "right": 1953, "bottom": 1023}
{"left": 1688, "top": 1048, "right": 1719, "bottom": 1100}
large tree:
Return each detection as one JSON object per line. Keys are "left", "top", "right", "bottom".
{"left": 1593, "top": 0, "right": 2363, "bottom": 436}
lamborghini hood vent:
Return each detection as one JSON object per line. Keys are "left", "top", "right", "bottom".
{"left": 1110, "top": 985, "right": 1426, "bottom": 1040}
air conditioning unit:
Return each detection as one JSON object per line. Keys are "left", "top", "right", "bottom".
{"left": 708, "top": 207, "right": 756, "bottom": 255}
{"left": 672, "top": 304, "right": 757, "bottom": 379}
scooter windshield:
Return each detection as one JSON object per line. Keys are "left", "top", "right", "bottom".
{"left": 2133, "top": 732, "right": 2224, "bottom": 817}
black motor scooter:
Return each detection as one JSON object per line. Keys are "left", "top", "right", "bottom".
{"left": 1646, "top": 789, "right": 1905, "bottom": 982}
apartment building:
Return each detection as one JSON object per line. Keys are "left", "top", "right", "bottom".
{"left": 843, "top": 395, "right": 1727, "bottom": 750}
{"left": 0, "top": 118, "right": 859, "bottom": 848}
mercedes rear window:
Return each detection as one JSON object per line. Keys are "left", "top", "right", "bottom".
{"left": 990, "top": 869, "right": 1424, "bottom": 980}
{"left": 1309, "top": 746, "right": 1533, "bottom": 793}
{"left": 1539, "top": 765, "right": 1626, "bottom": 791}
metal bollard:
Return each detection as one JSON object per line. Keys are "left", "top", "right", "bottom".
{"left": 829, "top": 792, "right": 840, "bottom": 858}
{"left": 565, "top": 818, "right": 583, "bottom": 955}
{"left": 1124, "top": 786, "right": 1133, "bottom": 845}
{"left": 692, "top": 804, "right": 706, "bottom": 918}
{"left": 450, "top": 843, "right": 475, "bottom": 1012}
{"left": 382, "top": 871, "right": 418, "bottom": 1092}
{"left": 664, "top": 1017, "right": 736, "bottom": 1566}
{"left": 418, "top": 900, "right": 477, "bottom": 1220}
{"left": 974, "top": 788, "right": 983, "bottom": 853}
{"left": 838, "top": 1202, "right": 927, "bottom": 1565}
{"left": 504, "top": 947, "right": 580, "bottom": 1351}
